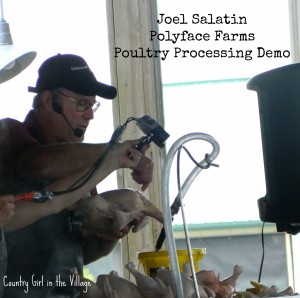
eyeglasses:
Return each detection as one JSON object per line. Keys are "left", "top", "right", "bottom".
{"left": 56, "top": 91, "right": 100, "bottom": 113}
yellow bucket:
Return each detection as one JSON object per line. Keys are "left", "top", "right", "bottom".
{"left": 138, "top": 248, "right": 206, "bottom": 277}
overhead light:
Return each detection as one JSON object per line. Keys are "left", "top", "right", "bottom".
{"left": 0, "top": 0, "right": 36, "bottom": 84}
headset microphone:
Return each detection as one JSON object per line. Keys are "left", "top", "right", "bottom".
{"left": 74, "top": 128, "right": 84, "bottom": 138}
{"left": 61, "top": 113, "right": 84, "bottom": 137}
{"left": 52, "top": 100, "right": 84, "bottom": 138}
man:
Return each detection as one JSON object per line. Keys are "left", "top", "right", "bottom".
{"left": 0, "top": 54, "right": 154, "bottom": 297}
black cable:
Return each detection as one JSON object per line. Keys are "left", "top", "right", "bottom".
{"left": 51, "top": 147, "right": 110, "bottom": 196}
{"left": 258, "top": 221, "right": 265, "bottom": 283}
{"left": 155, "top": 144, "right": 218, "bottom": 251}
{"left": 182, "top": 146, "right": 219, "bottom": 169}
{"left": 51, "top": 117, "right": 137, "bottom": 196}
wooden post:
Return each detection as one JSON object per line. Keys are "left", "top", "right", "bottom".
{"left": 106, "top": 0, "right": 166, "bottom": 279}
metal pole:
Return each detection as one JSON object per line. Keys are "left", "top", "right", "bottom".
{"left": 0, "top": 0, "right": 4, "bottom": 21}
{"left": 161, "top": 132, "right": 220, "bottom": 298}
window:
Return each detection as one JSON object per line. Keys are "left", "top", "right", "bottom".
{"left": 157, "top": 0, "right": 291, "bottom": 224}
{"left": 157, "top": 0, "right": 295, "bottom": 291}
{"left": 176, "top": 233, "right": 289, "bottom": 290}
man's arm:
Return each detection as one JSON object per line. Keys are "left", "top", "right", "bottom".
{"left": 15, "top": 142, "right": 109, "bottom": 184}
{"left": 0, "top": 195, "right": 14, "bottom": 228}
{"left": 15, "top": 138, "right": 153, "bottom": 191}
{"left": 4, "top": 140, "right": 153, "bottom": 232}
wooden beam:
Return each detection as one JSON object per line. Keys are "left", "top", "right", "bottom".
{"left": 106, "top": 0, "right": 166, "bottom": 279}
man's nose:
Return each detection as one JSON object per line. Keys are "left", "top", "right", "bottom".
{"left": 83, "top": 107, "right": 94, "bottom": 120}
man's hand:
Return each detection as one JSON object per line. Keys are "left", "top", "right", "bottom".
{"left": 109, "top": 139, "right": 154, "bottom": 191}
{"left": 0, "top": 195, "right": 15, "bottom": 227}
{"left": 128, "top": 147, "right": 153, "bottom": 191}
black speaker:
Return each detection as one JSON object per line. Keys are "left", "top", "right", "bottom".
{"left": 247, "top": 63, "right": 300, "bottom": 234}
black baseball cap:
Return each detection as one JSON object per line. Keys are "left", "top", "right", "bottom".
{"left": 28, "top": 54, "right": 117, "bottom": 99}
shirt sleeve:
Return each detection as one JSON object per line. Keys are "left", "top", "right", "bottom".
{"left": 0, "top": 118, "right": 40, "bottom": 193}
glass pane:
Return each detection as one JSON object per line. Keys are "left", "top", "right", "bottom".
{"left": 157, "top": 0, "right": 291, "bottom": 224}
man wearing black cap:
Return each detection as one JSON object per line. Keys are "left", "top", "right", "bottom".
{"left": 0, "top": 54, "right": 154, "bottom": 297}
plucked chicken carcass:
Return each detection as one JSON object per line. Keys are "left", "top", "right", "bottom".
{"left": 236, "top": 281, "right": 296, "bottom": 298}
{"left": 196, "top": 265, "right": 243, "bottom": 298}
{"left": 73, "top": 263, "right": 245, "bottom": 298}
{"left": 73, "top": 269, "right": 143, "bottom": 298}
{"left": 74, "top": 188, "right": 164, "bottom": 239}
{"left": 156, "top": 267, "right": 209, "bottom": 298}
{"left": 126, "top": 261, "right": 213, "bottom": 298}
{"left": 125, "top": 261, "right": 174, "bottom": 298}
{"left": 125, "top": 261, "right": 243, "bottom": 298}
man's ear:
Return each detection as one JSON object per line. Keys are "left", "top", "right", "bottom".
{"left": 41, "top": 90, "right": 55, "bottom": 112}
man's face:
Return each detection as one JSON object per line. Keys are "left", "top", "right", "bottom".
{"left": 52, "top": 88, "right": 97, "bottom": 142}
